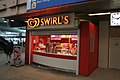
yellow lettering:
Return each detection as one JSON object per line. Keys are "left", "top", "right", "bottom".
{"left": 27, "top": 15, "right": 70, "bottom": 28}
{"left": 40, "top": 18, "right": 44, "bottom": 26}
{"left": 53, "top": 17, "right": 57, "bottom": 25}
{"left": 44, "top": 18, "right": 51, "bottom": 25}
{"left": 64, "top": 16, "right": 69, "bottom": 24}
{"left": 58, "top": 16, "right": 62, "bottom": 25}
{"left": 50, "top": 18, "right": 53, "bottom": 25}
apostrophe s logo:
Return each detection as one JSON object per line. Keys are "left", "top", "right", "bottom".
{"left": 27, "top": 18, "right": 40, "bottom": 28}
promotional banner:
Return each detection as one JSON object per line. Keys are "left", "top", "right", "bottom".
{"left": 27, "top": 0, "right": 87, "bottom": 12}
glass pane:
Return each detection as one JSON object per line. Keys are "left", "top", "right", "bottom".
{"left": 32, "top": 35, "right": 77, "bottom": 56}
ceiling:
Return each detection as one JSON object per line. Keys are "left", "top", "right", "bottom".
{"left": 3, "top": 0, "right": 120, "bottom": 28}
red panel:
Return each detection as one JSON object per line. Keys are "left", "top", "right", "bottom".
{"left": 33, "top": 52, "right": 77, "bottom": 60}
{"left": 79, "top": 21, "right": 89, "bottom": 76}
{"left": 30, "top": 36, "right": 35, "bottom": 64}
{"left": 79, "top": 21, "right": 98, "bottom": 76}
{"left": 88, "top": 22, "right": 98, "bottom": 74}
{"left": 25, "top": 30, "right": 29, "bottom": 65}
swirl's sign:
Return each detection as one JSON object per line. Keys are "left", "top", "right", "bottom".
{"left": 27, "top": 15, "right": 70, "bottom": 28}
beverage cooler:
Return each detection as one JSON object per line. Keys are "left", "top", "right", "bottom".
{"left": 25, "top": 13, "right": 98, "bottom": 76}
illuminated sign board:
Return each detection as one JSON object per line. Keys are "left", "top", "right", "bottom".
{"left": 27, "top": 16, "right": 70, "bottom": 28}
{"left": 27, "top": 0, "right": 87, "bottom": 12}
{"left": 27, "top": 13, "right": 75, "bottom": 30}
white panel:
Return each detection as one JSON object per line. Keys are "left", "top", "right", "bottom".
{"left": 99, "top": 21, "right": 109, "bottom": 68}
{"left": 109, "top": 38, "right": 120, "bottom": 69}
{"left": 33, "top": 54, "right": 77, "bottom": 71}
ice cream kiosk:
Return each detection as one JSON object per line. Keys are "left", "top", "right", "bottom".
{"left": 25, "top": 12, "right": 98, "bottom": 76}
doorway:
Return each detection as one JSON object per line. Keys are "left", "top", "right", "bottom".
{"left": 109, "top": 38, "right": 120, "bottom": 69}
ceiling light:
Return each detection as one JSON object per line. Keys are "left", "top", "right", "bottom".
{"left": 24, "top": 21, "right": 28, "bottom": 23}
{"left": 11, "top": 20, "right": 14, "bottom": 22}
{"left": 4, "top": 21, "right": 7, "bottom": 23}
{"left": 88, "top": 12, "right": 111, "bottom": 16}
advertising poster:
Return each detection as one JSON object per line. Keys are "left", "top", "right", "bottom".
{"left": 13, "top": 46, "right": 22, "bottom": 65}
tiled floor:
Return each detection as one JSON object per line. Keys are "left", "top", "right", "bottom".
{"left": 0, "top": 50, "right": 120, "bottom": 80}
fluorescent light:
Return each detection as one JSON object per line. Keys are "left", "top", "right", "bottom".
{"left": 11, "top": 20, "right": 14, "bottom": 22}
{"left": 24, "top": 21, "right": 28, "bottom": 23}
{"left": 4, "top": 21, "right": 7, "bottom": 22}
{"left": 88, "top": 12, "right": 111, "bottom": 16}
{"left": 0, "top": 34, "right": 19, "bottom": 37}
{"left": 5, "top": 32, "right": 19, "bottom": 35}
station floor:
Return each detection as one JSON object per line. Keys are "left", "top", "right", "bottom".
{"left": 0, "top": 50, "right": 120, "bottom": 80}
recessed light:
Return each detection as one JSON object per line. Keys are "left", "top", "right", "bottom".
{"left": 88, "top": 12, "right": 110, "bottom": 16}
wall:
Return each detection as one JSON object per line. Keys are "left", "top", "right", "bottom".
{"left": 99, "top": 21, "right": 109, "bottom": 68}
{"left": 0, "top": 0, "right": 27, "bottom": 17}
{"left": 18, "top": 0, "right": 27, "bottom": 5}
{"left": 109, "top": 27, "right": 120, "bottom": 69}
{"left": 109, "top": 38, "right": 120, "bottom": 69}
{"left": 0, "top": 10, "right": 7, "bottom": 18}
{"left": 6, "top": 7, "right": 17, "bottom": 16}
{"left": 0, "top": 0, "right": 6, "bottom": 10}
{"left": 110, "top": 27, "right": 120, "bottom": 37}
{"left": 6, "top": 0, "right": 17, "bottom": 8}
{"left": 18, "top": 5, "right": 27, "bottom": 14}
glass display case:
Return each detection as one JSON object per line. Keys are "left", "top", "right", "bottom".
{"left": 32, "top": 35, "right": 78, "bottom": 56}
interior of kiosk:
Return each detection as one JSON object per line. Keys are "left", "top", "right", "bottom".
{"left": 32, "top": 35, "right": 77, "bottom": 56}
{"left": 31, "top": 31, "right": 78, "bottom": 73}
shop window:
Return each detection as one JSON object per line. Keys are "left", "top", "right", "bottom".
{"left": 32, "top": 35, "right": 77, "bottom": 56}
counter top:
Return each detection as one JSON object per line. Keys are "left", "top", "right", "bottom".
{"left": 33, "top": 50, "right": 77, "bottom": 60}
